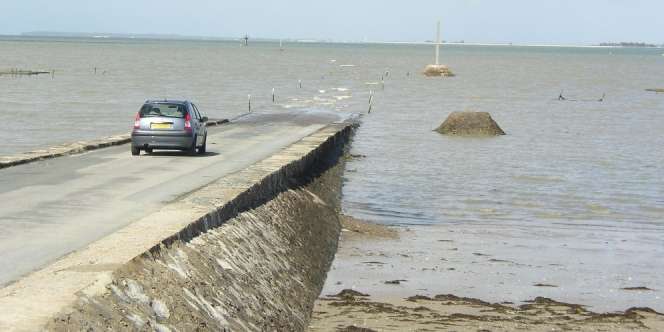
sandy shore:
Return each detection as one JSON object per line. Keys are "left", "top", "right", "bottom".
{"left": 308, "top": 216, "right": 664, "bottom": 331}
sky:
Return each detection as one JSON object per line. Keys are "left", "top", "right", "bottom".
{"left": 1, "top": 0, "right": 663, "bottom": 45}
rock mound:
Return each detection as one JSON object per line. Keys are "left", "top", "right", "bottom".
{"left": 435, "top": 112, "right": 505, "bottom": 136}
{"left": 423, "top": 64, "right": 455, "bottom": 77}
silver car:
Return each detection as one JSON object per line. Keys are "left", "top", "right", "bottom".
{"left": 131, "top": 100, "right": 208, "bottom": 155}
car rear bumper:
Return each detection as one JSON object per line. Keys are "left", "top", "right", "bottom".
{"left": 131, "top": 130, "right": 193, "bottom": 150}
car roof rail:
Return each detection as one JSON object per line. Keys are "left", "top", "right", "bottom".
{"left": 143, "top": 99, "right": 189, "bottom": 105}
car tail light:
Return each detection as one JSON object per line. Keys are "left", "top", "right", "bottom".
{"left": 184, "top": 113, "right": 192, "bottom": 132}
{"left": 133, "top": 112, "right": 140, "bottom": 129}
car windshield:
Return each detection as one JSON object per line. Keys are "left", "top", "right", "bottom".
{"left": 139, "top": 103, "right": 187, "bottom": 118}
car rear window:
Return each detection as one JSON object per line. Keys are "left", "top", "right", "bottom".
{"left": 139, "top": 103, "right": 187, "bottom": 118}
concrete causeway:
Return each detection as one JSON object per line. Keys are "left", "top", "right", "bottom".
{"left": 0, "top": 109, "right": 357, "bottom": 331}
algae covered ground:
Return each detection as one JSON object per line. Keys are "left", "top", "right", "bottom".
{"left": 310, "top": 290, "right": 663, "bottom": 331}
{"left": 309, "top": 217, "right": 664, "bottom": 331}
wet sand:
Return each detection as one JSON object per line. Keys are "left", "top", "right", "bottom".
{"left": 309, "top": 216, "right": 664, "bottom": 331}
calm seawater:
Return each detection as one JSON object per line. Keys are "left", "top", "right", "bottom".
{"left": 2, "top": 37, "right": 663, "bottom": 308}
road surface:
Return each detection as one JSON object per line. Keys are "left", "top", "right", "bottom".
{"left": 0, "top": 110, "right": 345, "bottom": 287}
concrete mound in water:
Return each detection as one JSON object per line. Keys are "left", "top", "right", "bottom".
{"left": 423, "top": 64, "right": 455, "bottom": 77}
{"left": 435, "top": 112, "right": 505, "bottom": 136}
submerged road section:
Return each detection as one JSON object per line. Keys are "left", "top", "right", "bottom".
{"left": 0, "top": 110, "right": 345, "bottom": 287}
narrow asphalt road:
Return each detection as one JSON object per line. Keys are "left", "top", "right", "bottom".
{"left": 0, "top": 110, "right": 346, "bottom": 287}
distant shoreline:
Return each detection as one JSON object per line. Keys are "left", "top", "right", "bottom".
{"left": 369, "top": 40, "right": 664, "bottom": 49}
{"left": 1, "top": 33, "right": 663, "bottom": 49}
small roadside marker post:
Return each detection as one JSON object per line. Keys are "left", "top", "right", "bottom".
{"left": 368, "top": 90, "right": 374, "bottom": 113}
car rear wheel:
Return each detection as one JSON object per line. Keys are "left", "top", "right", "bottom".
{"left": 197, "top": 135, "right": 207, "bottom": 154}
{"left": 186, "top": 136, "right": 197, "bottom": 156}
{"left": 131, "top": 147, "right": 140, "bottom": 156}
{"left": 145, "top": 148, "right": 153, "bottom": 154}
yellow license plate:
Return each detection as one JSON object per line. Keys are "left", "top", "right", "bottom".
{"left": 151, "top": 123, "right": 172, "bottom": 129}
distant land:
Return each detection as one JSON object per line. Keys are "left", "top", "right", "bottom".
{"left": 20, "top": 31, "right": 231, "bottom": 41}
{"left": 598, "top": 42, "right": 660, "bottom": 47}
{"left": 6, "top": 32, "right": 663, "bottom": 48}
{"left": 16, "top": 31, "right": 329, "bottom": 43}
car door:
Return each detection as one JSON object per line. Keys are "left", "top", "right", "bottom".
{"left": 193, "top": 104, "right": 206, "bottom": 144}
{"left": 187, "top": 103, "right": 199, "bottom": 144}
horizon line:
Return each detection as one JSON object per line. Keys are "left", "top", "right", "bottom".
{"left": 2, "top": 31, "right": 663, "bottom": 49}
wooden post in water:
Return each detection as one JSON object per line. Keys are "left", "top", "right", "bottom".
{"left": 368, "top": 90, "right": 374, "bottom": 113}
{"left": 298, "top": 79, "right": 302, "bottom": 89}
{"left": 272, "top": 88, "right": 276, "bottom": 103}
{"left": 248, "top": 94, "right": 252, "bottom": 112}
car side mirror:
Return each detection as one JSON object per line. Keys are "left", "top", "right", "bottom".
{"left": 201, "top": 116, "right": 208, "bottom": 122}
